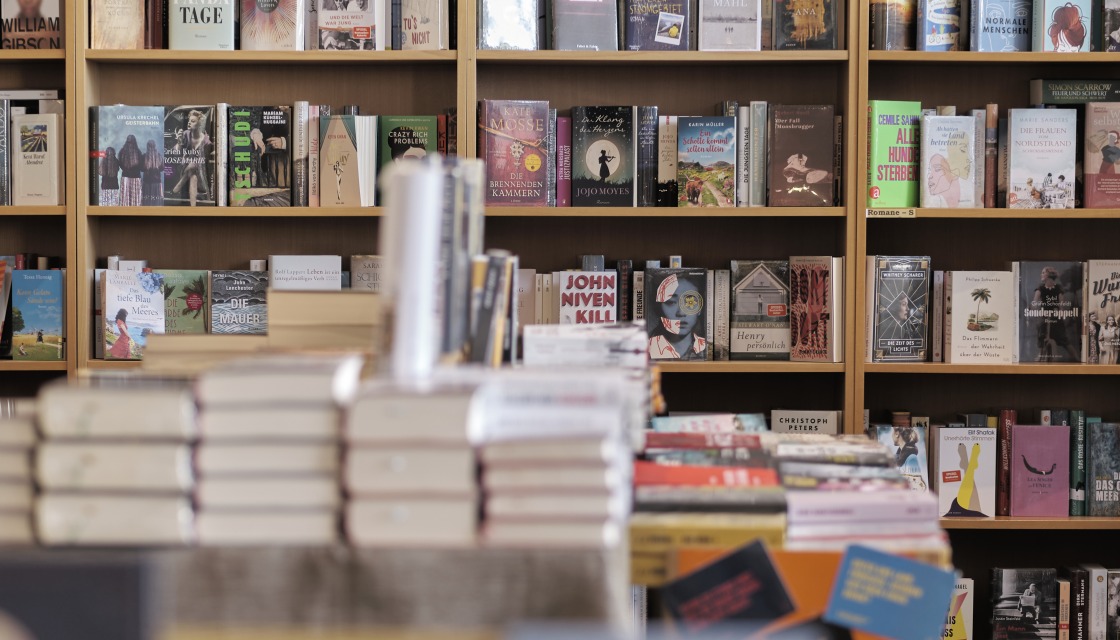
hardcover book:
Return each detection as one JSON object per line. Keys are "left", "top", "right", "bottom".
{"left": 401, "top": 0, "right": 447, "bottom": 49}
{"left": 773, "top": 0, "right": 837, "bottom": 49}
{"left": 789, "top": 256, "right": 841, "bottom": 362}
{"left": 729, "top": 259, "right": 790, "bottom": 360}
{"left": 89, "top": 105, "right": 164, "bottom": 207}
{"left": 269, "top": 254, "right": 342, "bottom": 290}
{"left": 871, "top": 256, "right": 931, "bottom": 362}
{"left": 558, "top": 270, "right": 617, "bottom": 324}
{"left": 1033, "top": 0, "right": 1091, "bottom": 51}
{"left": 102, "top": 270, "right": 165, "bottom": 360}
{"left": 479, "top": 99, "right": 549, "bottom": 207}
{"left": 228, "top": 106, "right": 292, "bottom": 207}
{"left": 377, "top": 115, "right": 438, "bottom": 201}
{"left": 318, "top": 0, "right": 382, "bottom": 49}
{"left": 1014, "top": 260, "right": 1083, "bottom": 363}
{"left": 478, "top": 0, "right": 538, "bottom": 49}
{"left": 866, "top": 100, "right": 921, "bottom": 208}
{"left": 656, "top": 115, "right": 679, "bottom": 206}
{"left": 919, "top": 115, "right": 977, "bottom": 208}
{"left": 1009, "top": 424, "right": 1070, "bottom": 516}
{"left": 636, "top": 106, "right": 658, "bottom": 207}
{"left": 91, "top": 0, "right": 143, "bottom": 48}
{"left": 241, "top": 0, "right": 305, "bottom": 50}
{"left": 1007, "top": 108, "right": 1076, "bottom": 209}
{"left": 10, "top": 270, "right": 63, "bottom": 361}
{"left": 1, "top": 0, "right": 61, "bottom": 48}
{"left": 874, "top": 424, "right": 930, "bottom": 491}
{"left": 972, "top": 0, "right": 1031, "bottom": 51}
{"left": 917, "top": 0, "right": 961, "bottom": 50}
{"left": 1029, "top": 78, "right": 1120, "bottom": 104}
{"left": 571, "top": 105, "right": 636, "bottom": 206}
{"left": 163, "top": 105, "right": 216, "bottom": 206}
{"left": 698, "top": 0, "right": 760, "bottom": 50}
{"left": 552, "top": 0, "right": 618, "bottom": 50}
{"left": 209, "top": 270, "right": 268, "bottom": 334}
{"left": 646, "top": 267, "right": 708, "bottom": 361}
{"left": 170, "top": 0, "right": 235, "bottom": 49}
{"left": 1087, "top": 422, "right": 1120, "bottom": 516}
{"left": 767, "top": 104, "right": 834, "bottom": 207}
{"left": 319, "top": 114, "right": 361, "bottom": 207}
{"left": 1083, "top": 102, "right": 1120, "bottom": 208}
{"left": 1086, "top": 260, "right": 1120, "bottom": 364}
{"left": 870, "top": 0, "right": 915, "bottom": 50}
{"left": 153, "top": 269, "right": 208, "bottom": 334}
{"left": 946, "top": 270, "right": 1015, "bottom": 364}
{"left": 625, "top": 0, "right": 689, "bottom": 50}
{"left": 676, "top": 116, "right": 735, "bottom": 207}
{"left": 11, "top": 113, "right": 62, "bottom": 206}
{"left": 991, "top": 568, "right": 1057, "bottom": 639}
{"left": 936, "top": 425, "right": 997, "bottom": 517}
{"left": 350, "top": 254, "right": 382, "bottom": 292}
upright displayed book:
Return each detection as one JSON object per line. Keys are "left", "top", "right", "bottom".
{"left": 1083, "top": 102, "right": 1120, "bottom": 209}
{"left": 400, "top": 0, "right": 448, "bottom": 49}
{"left": 89, "top": 106, "right": 164, "bottom": 206}
{"left": 318, "top": 0, "right": 383, "bottom": 49}
{"left": 972, "top": 0, "right": 1031, "bottom": 51}
{"left": 866, "top": 100, "right": 921, "bottom": 208}
{"left": 377, "top": 115, "right": 438, "bottom": 201}
{"left": 91, "top": 0, "right": 143, "bottom": 48}
{"left": 772, "top": 0, "right": 837, "bottom": 49}
{"left": 869, "top": 0, "right": 915, "bottom": 50}
{"left": 788, "top": 256, "right": 842, "bottom": 362}
{"left": 874, "top": 425, "right": 929, "bottom": 491}
{"left": 557, "top": 271, "right": 617, "bottom": 324}
{"left": 767, "top": 104, "right": 834, "bottom": 206}
{"left": 478, "top": 100, "right": 549, "bottom": 207}
{"left": 241, "top": 0, "right": 304, "bottom": 50}
{"left": 163, "top": 105, "right": 217, "bottom": 207}
{"left": 697, "top": 0, "right": 760, "bottom": 50}
{"left": 1, "top": 0, "right": 61, "bottom": 48}
{"left": 729, "top": 260, "right": 790, "bottom": 361}
{"left": 656, "top": 115, "right": 678, "bottom": 206}
{"left": 154, "top": 269, "right": 208, "bottom": 334}
{"left": 676, "top": 116, "right": 735, "bottom": 208}
{"left": 11, "top": 113, "right": 63, "bottom": 206}
{"left": 477, "top": 0, "right": 538, "bottom": 49}
{"left": 552, "top": 0, "right": 618, "bottom": 50}
{"left": 1086, "top": 259, "right": 1120, "bottom": 364}
{"left": 1033, "top": 0, "right": 1091, "bottom": 51}
{"left": 350, "top": 255, "right": 383, "bottom": 293}
{"left": 319, "top": 114, "right": 361, "bottom": 207}
{"left": 1007, "top": 108, "right": 1076, "bottom": 209}
{"left": 1087, "top": 421, "right": 1120, "bottom": 516}
{"left": 945, "top": 578, "right": 974, "bottom": 640}
{"left": 571, "top": 106, "right": 636, "bottom": 207}
{"left": 945, "top": 270, "right": 1015, "bottom": 364}
{"left": 919, "top": 115, "right": 976, "bottom": 208}
{"left": 936, "top": 425, "right": 997, "bottom": 517}
{"left": 102, "top": 271, "right": 166, "bottom": 360}
{"left": 169, "top": 0, "right": 236, "bottom": 49}
{"left": 625, "top": 0, "right": 690, "bottom": 50}
{"left": 1013, "top": 260, "right": 1083, "bottom": 363}
{"left": 10, "top": 270, "right": 63, "bottom": 361}
{"left": 228, "top": 106, "right": 292, "bottom": 207}
{"left": 645, "top": 267, "right": 708, "bottom": 361}
{"left": 1009, "top": 424, "right": 1070, "bottom": 517}
{"left": 917, "top": 0, "right": 961, "bottom": 50}
{"left": 991, "top": 568, "right": 1057, "bottom": 639}
{"left": 871, "top": 256, "right": 931, "bottom": 363}
{"left": 209, "top": 271, "right": 268, "bottom": 335}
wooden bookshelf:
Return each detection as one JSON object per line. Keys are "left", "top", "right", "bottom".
{"left": 941, "top": 517, "right": 1120, "bottom": 531}
{"left": 864, "top": 363, "right": 1120, "bottom": 375}
{"left": 869, "top": 207, "right": 1120, "bottom": 219}
{"left": 483, "top": 206, "right": 846, "bottom": 218}
{"left": 658, "top": 362, "right": 845, "bottom": 374}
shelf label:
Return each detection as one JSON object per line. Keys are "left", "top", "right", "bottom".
{"left": 866, "top": 208, "right": 917, "bottom": 218}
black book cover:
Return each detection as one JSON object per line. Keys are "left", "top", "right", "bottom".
{"left": 991, "top": 567, "right": 1057, "bottom": 640}
{"left": 1060, "top": 566, "right": 1088, "bottom": 640}
{"left": 163, "top": 105, "right": 216, "bottom": 206}
{"left": 571, "top": 105, "right": 636, "bottom": 206}
{"left": 773, "top": 0, "right": 837, "bottom": 49}
{"left": 646, "top": 267, "right": 708, "bottom": 360}
{"left": 768, "top": 104, "right": 835, "bottom": 206}
{"left": 872, "top": 256, "right": 930, "bottom": 362}
{"left": 228, "top": 105, "right": 292, "bottom": 207}
{"left": 616, "top": 259, "right": 633, "bottom": 321}
{"left": 625, "top": 0, "right": 689, "bottom": 50}
{"left": 1016, "top": 261, "right": 1083, "bottom": 363}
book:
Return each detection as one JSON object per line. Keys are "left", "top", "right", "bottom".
{"left": 11, "top": 113, "right": 62, "bottom": 206}
{"left": 318, "top": 0, "right": 383, "bottom": 49}
{"left": 1009, "top": 424, "right": 1070, "bottom": 516}
{"left": 656, "top": 114, "right": 678, "bottom": 206}
{"left": 1, "top": 0, "right": 61, "bottom": 48}
{"left": 478, "top": 0, "right": 538, "bottom": 49}
{"left": 645, "top": 267, "right": 708, "bottom": 361}
{"left": 478, "top": 100, "right": 549, "bottom": 207}
{"left": 88, "top": 106, "right": 163, "bottom": 206}
{"left": 1030, "top": 79, "right": 1120, "bottom": 104}
{"left": 154, "top": 269, "right": 208, "bottom": 334}
{"left": 1082, "top": 103, "right": 1120, "bottom": 208}
{"left": 37, "top": 495, "right": 194, "bottom": 545}
{"left": 729, "top": 260, "right": 790, "bottom": 360}
{"left": 874, "top": 425, "right": 929, "bottom": 491}
{"left": 945, "top": 578, "right": 975, "bottom": 640}
{"left": 1086, "top": 260, "right": 1120, "bottom": 365}
{"left": 636, "top": 106, "right": 658, "bottom": 207}
{"left": 1007, "top": 108, "right": 1076, "bottom": 210}
{"left": 351, "top": 497, "right": 475, "bottom": 546}
{"left": 269, "top": 254, "right": 342, "bottom": 290}
{"left": 401, "top": 0, "right": 447, "bottom": 49}
{"left": 676, "top": 115, "right": 735, "bottom": 208}
{"left": 767, "top": 104, "right": 834, "bottom": 206}
{"left": 1069, "top": 409, "right": 1087, "bottom": 516}
{"left": 1058, "top": 577, "right": 1070, "bottom": 640}
{"left": 789, "top": 256, "right": 842, "bottom": 362}
{"left": 377, "top": 115, "right": 438, "bottom": 202}
{"left": 972, "top": 0, "right": 1031, "bottom": 51}
{"left": 347, "top": 447, "right": 472, "bottom": 495}
{"left": 919, "top": 115, "right": 977, "bottom": 208}
{"left": 869, "top": 0, "right": 915, "bottom": 50}
{"left": 319, "top": 114, "right": 361, "bottom": 206}
{"left": 1014, "top": 260, "right": 1083, "bottom": 363}
{"left": 170, "top": 0, "right": 235, "bottom": 49}
{"left": 625, "top": 0, "right": 690, "bottom": 50}
{"left": 698, "top": 0, "right": 760, "bottom": 50}
{"left": 571, "top": 105, "right": 636, "bottom": 206}
{"left": 1033, "top": 0, "right": 1091, "bottom": 51}
{"left": 196, "top": 510, "right": 335, "bottom": 545}
{"left": 866, "top": 100, "right": 921, "bottom": 208}
{"left": 1087, "top": 422, "right": 1120, "bottom": 515}
{"left": 241, "top": 0, "right": 305, "bottom": 49}
{"left": 37, "top": 443, "right": 193, "bottom": 492}
{"left": 91, "top": 0, "right": 144, "bottom": 48}
{"left": 557, "top": 270, "right": 617, "bottom": 324}
{"left": 102, "top": 270, "right": 165, "bottom": 360}
{"left": 936, "top": 425, "right": 997, "bottom": 517}
{"left": 945, "top": 270, "right": 1015, "bottom": 364}
{"left": 228, "top": 106, "right": 291, "bottom": 206}
{"left": 772, "top": 0, "right": 837, "bottom": 49}
{"left": 10, "top": 270, "right": 63, "bottom": 361}
{"left": 350, "top": 254, "right": 382, "bottom": 292}
{"left": 163, "top": 105, "right": 217, "bottom": 206}
{"left": 991, "top": 568, "right": 1057, "bottom": 639}
{"left": 917, "top": 0, "right": 961, "bottom": 50}
{"left": 556, "top": 115, "right": 572, "bottom": 206}
{"left": 209, "top": 270, "right": 268, "bottom": 334}
{"left": 871, "top": 256, "right": 931, "bottom": 362}
{"left": 552, "top": 0, "right": 618, "bottom": 50}
{"left": 771, "top": 409, "right": 841, "bottom": 435}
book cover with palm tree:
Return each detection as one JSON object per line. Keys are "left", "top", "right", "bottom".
{"left": 947, "top": 270, "right": 1014, "bottom": 364}
{"left": 155, "top": 269, "right": 208, "bottom": 334}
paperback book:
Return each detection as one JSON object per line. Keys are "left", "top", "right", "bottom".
{"left": 1083, "top": 102, "right": 1120, "bottom": 208}
{"left": 10, "top": 270, "right": 63, "bottom": 361}
{"left": 89, "top": 105, "right": 164, "bottom": 206}
{"left": 871, "top": 256, "right": 931, "bottom": 362}
{"left": 936, "top": 425, "right": 997, "bottom": 517}
{"left": 1086, "top": 259, "right": 1120, "bottom": 364}
{"left": 11, "top": 113, "right": 63, "bottom": 206}
{"left": 697, "top": 0, "right": 759, "bottom": 50}
{"left": 1014, "top": 260, "right": 1083, "bottom": 363}
{"left": 102, "top": 271, "right": 166, "bottom": 360}
{"left": 945, "top": 270, "right": 1015, "bottom": 364}
{"left": 1, "top": 0, "right": 61, "bottom": 48}
{"left": 625, "top": 0, "right": 690, "bottom": 50}
{"left": 154, "top": 269, "right": 208, "bottom": 334}
{"left": 241, "top": 0, "right": 304, "bottom": 50}
{"left": 228, "top": 106, "right": 292, "bottom": 207}
{"left": 209, "top": 270, "right": 268, "bottom": 334}
{"left": 767, "top": 104, "right": 834, "bottom": 206}
{"left": 1007, "top": 108, "right": 1076, "bottom": 209}
{"left": 646, "top": 267, "right": 708, "bottom": 361}
{"left": 478, "top": 100, "right": 549, "bottom": 207}
{"left": 163, "top": 105, "right": 216, "bottom": 207}
{"left": 676, "top": 116, "right": 735, "bottom": 207}
{"left": 729, "top": 260, "right": 790, "bottom": 360}
{"left": 170, "top": 0, "right": 235, "bottom": 49}
{"left": 972, "top": 0, "right": 1031, "bottom": 52}
{"left": 1009, "top": 424, "right": 1070, "bottom": 516}
{"left": 920, "top": 115, "right": 976, "bottom": 208}
{"left": 874, "top": 425, "right": 929, "bottom": 491}
{"left": 866, "top": 100, "right": 921, "bottom": 208}
{"left": 772, "top": 0, "right": 837, "bottom": 49}
{"left": 571, "top": 105, "right": 636, "bottom": 207}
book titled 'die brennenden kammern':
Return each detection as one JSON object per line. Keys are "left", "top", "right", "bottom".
{"left": 479, "top": 100, "right": 549, "bottom": 207}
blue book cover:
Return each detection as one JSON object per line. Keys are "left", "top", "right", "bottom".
{"left": 971, "top": 0, "right": 1031, "bottom": 51}
{"left": 918, "top": 0, "right": 961, "bottom": 50}
{"left": 10, "top": 270, "right": 63, "bottom": 361}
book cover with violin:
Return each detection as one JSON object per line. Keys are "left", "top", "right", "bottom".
{"left": 478, "top": 99, "right": 550, "bottom": 207}
{"left": 571, "top": 105, "right": 636, "bottom": 206}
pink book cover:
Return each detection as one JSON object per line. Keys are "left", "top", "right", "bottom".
{"left": 479, "top": 99, "right": 550, "bottom": 207}
{"left": 1009, "top": 424, "right": 1070, "bottom": 517}
{"left": 557, "top": 116, "right": 572, "bottom": 207}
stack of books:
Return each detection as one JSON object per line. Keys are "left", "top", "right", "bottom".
{"left": 34, "top": 378, "right": 197, "bottom": 545}
{"left": 193, "top": 353, "right": 363, "bottom": 545}
{"left": 0, "top": 400, "right": 35, "bottom": 544}
{"left": 785, "top": 489, "right": 944, "bottom": 553}
{"left": 267, "top": 289, "right": 381, "bottom": 352}
{"left": 141, "top": 334, "right": 268, "bottom": 375}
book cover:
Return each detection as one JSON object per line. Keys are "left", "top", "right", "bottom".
{"left": 676, "top": 116, "right": 735, "bottom": 207}
{"left": 917, "top": 0, "right": 961, "bottom": 50}
{"left": 558, "top": 270, "right": 617, "bottom": 324}
{"left": 1007, "top": 108, "right": 1076, "bottom": 209}
{"left": 991, "top": 568, "right": 1057, "bottom": 639}
{"left": 945, "top": 578, "right": 974, "bottom": 640}
{"left": 91, "top": 0, "right": 143, "bottom": 48}
{"left": 209, "top": 270, "right": 268, "bottom": 334}
{"left": 228, "top": 106, "right": 292, "bottom": 207}
{"left": 872, "top": 256, "right": 930, "bottom": 362}
{"left": 773, "top": 0, "right": 837, "bottom": 49}
{"left": 1, "top": 0, "right": 61, "bottom": 48}
{"left": 479, "top": 100, "right": 549, "bottom": 207}
{"left": 478, "top": 0, "right": 538, "bottom": 49}
{"left": 571, "top": 105, "right": 635, "bottom": 206}
{"left": 1086, "top": 260, "right": 1120, "bottom": 364}
{"left": 646, "top": 267, "right": 708, "bottom": 361}
{"left": 318, "top": 0, "right": 382, "bottom": 49}
{"left": 153, "top": 269, "right": 207, "bottom": 334}
{"left": 729, "top": 260, "right": 790, "bottom": 361}
{"left": 767, "top": 104, "right": 834, "bottom": 206}
{"left": 163, "top": 105, "right": 216, "bottom": 207}
{"left": 1083, "top": 103, "right": 1120, "bottom": 208}
{"left": 789, "top": 256, "right": 840, "bottom": 362}
{"left": 401, "top": 0, "right": 445, "bottom": 49}
{"left": 656, "top": 115, "right": 679, "bottom": 206}
{"left": 89, "top": 106, "right": 164, "bottom": 207}
{"left": 241, "top": 0, "right": 304, "bottom": 50}
{"left": 552, "top": 0, "right": 618, "bottom": 50}
{"left": 556, "top": 115, "right": 572, "bottom": 206}
{"left": 625, "top": 0, "right": 689, "bottom": 50}
{"left": 1087, "top": 422, "right": 1120, "bottom": 516}
{"left": 170, "top": 0, "right": 235, "bottom": 49}
{"left": 698, "top": 0, "right": 760, "bottom": 50}
{"left": 350, "top": 254, "right": 382, "bottom": 292}
{"left": 10, "top": 270, "right": 63, "bottom": 361}
{"left": 1015, "top": 260, "right": 1083, "bottom": 363}
{"left": 866, "top": 100, "right": 921, "bottom": 208}
{"left": 377, "top": 115, "right": 438, "bottom": 202}
{"left": 102, "top": 270, "right": 165, "bottom": 360}
{"left": 874, "top": 425, "right": 929, "bottom": 491}
{"left": 11, "top": 113, "right": 62, "bottom": 206}
{"left": 919, "top": 115, "right": 977, "bottom": 208}
{"left": 319, "top": 114, "right": 361, "bottom": 207}
{"left": 1009, "top": 424, "right": 1070, "bottom": 516}
{"left": 937, "top": 426, "right": 997, "bottom": 517}
{"left": 973, "top": 0, "right": 1030, "bottom": 51}
{"left": 269, "top": 254, "right": 342, "bottom": 290}
{"left": 1033, "top": 0, "right": 1091, "bottom": 51}
{"left": 946, "top": 271, "right": 1015, "bottom": 364}
{"left": 636, "top": 106, "right": 658, "bottom": 207}
{"left": 870, "top": 0, "right": 915, "bottom": 50}
{"left": 1029, "top": 78, "right": 1120, "bottom": 104}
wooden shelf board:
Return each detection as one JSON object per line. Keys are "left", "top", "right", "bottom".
{"left": 868, "top": 207, "right": 1120, "bottom": 219}
{"left": 486, "top": 206, "right": 846, "bottom": 218}
{"left": 658, "top": 361, "right": 844, "bottom": 373}
{"left": 0, "top": 361, "right": 67, "bottom": 371}
{"left": 83, "top": 50, "right": 457, "bottom": 65}
{"left": 0, "top": 50, "right": 65, "bottom": 61}
{"left": 869, "top": 51, "right": 1120, "bottom": 63}
{"left": 476, "top": 50, "right": 849, "bottom": 64}
{"left": 85, "top": 206, "right": 381, "bottom": 218}
{"left": 942, "top": 516, "right": 1120, "bottom": 530}
{"left": 865, "top": 362, "right": 1120, "bottom": 375}
{"left": 82, "top": 360, "right": 141, "bottom": 370}
{"left": 0, "top": 206, "right": 67, "bottom": 217}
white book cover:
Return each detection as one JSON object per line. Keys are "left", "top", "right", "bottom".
{"left": 557, "top": 270, "right": 618, "bottom": 324}
{"left": 268, "top": 254, "right": 342, "bottom": 290}
{"left": 1008, "top": 108, "right": 1076, "bottom": 209}
{"left": 169, "top": 0, "right": 236, "bottom": 49}
{"left": 102, "top": 270, "right": 166, "bottom": 360}
{"left": 698, "top": 0, "right": 760, "bottom": 50}
{"left": 944, "top": 578, "right": 974, "bottom": 640}
{"left": 770, "top": 409, "right": 841, "bottom": 435}
{"left": 318, "top": 0, "right": 384, "bottom": 49}
{"left": 400, "top": 0, "right": 445, "bottom": 49}
{"left": 947, "top": 271, "right": 1015, "bottom": 364}
{"left": 11, "top": 113, "right": 62, "bottom": 205}
{"left": 936, "top": 426, "right": 996, "bottom": 517}
{"left": 736, "top": 106, "right": 750, "bottom": 206}
{"left": 350, "top": 254, "right": 382, "bottom": 292}
{"left": 1085, "top": 260, "right": 1120, "bottom": 364}
{"left": 36, "top": 443, "right": 193, "bottom": 492}
{"left": 919, "top": 115, "right": 976, "bottom": 208}
{"left": 241, "top": 0, "right": 305, "bottom": 50}
{"left": 1033, "top": 0, "right": 1091, "bottom": 51}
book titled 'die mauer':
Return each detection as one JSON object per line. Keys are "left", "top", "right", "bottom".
{"left": 209, "top": 270, "right": 268, "bottom": 335}
{"left": 571, "top": 106, "right": 636, "bottom": 207}
{"left": 479, "top": 100, "right": 549, "bottom": 207}
{"left": 1, "top": 0, "right": 61, "bottom": 48}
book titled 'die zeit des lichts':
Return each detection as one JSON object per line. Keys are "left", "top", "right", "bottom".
{"left": 571, "top": 106, "right": 636, "bottom": 207}
{"left": 866, "top": 100, "right": 920, "bottom": 208}
{"left": 676, "top": 116, "right": 735, "bottom": 208}
{"left": 479, "top": 100, "right": 549, "bottom": 207}
{"left": 871, "top": 256, "right": 930, "bottom": 362}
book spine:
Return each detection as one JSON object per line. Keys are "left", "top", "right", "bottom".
{"left": 637, "top": 105, "right": 658, "bottom": 207}
{"left": 984, "top": 103, "right": 998, "bottom": 207}
{"left": 737, "top": 105, "right": 749, "bottom": 207}
{"left": 715, "top": 268, "right": 730, "bottom": 361}
{"left": 308, "top": 105, "right": 319, "bottom": 207}
{"left": 1067, "top": 568, "right": 1088, "bottom": 640}
{"left": 147, "top": 0, "right": 165, "bottom": 48}
{"left": 996, "top": 408, "right": 1015, "bottom": 516}
{"left": 655, "top": 115, "right": 677, "bottom": 206}
{"left": 216, "top": 103, "right": 228, "bottom": 207}
{"left": 556, "top": 116, "right": 571, "bottom": 207}
{"left": 864, "top": 256, "right": 875, "bottom": 362}
{"left": 616, "top": 259, "right": 632, "bottom": 322}
{"left": 943, "top": 271, "right": 952, "bottom": 361}
{"left": 1087, "top": 565, "right": 1107, "bottom": 640}
{"left": 932, "top": 270, "right": 943, "bottom": 362}
{"left": 0, "top": 100, "right": 9, "bottom": 206}
{"left": 392, "top": 0, "right": 402, "bottom": 48}
{"left": 971, "top": 109, "right": 984, "bottom": 207}
{"left": 293, "top": 101, "right": 309, "bottom": 207}
{"left": 547, "top": 108, "right": 557, "bottom": 206}
{"left": 1071, "top": 409, "right": 1087, "bottom": 515}
{"left": 749, "top": 101, "right": 766, "bottom": 206}
{"left": 89, "top": 106, "right": 99, "bottom": 206}
{"left": 997, "top": 116, "right": 1008, "bottom": 207}
{"left": 633, "top": 270, "right": 643, "bottom": 320}
{"left": 1059, "top": 578, "right": 1071, "bottom": 640}
{"left": 705, "top": 269, "right": 713, "bottom": 360}
{"left": 1033, "top": 0, "right": 1044, "bottom": 51}
{"left": 833, "top": 114, "right": 843, "bottom": 205}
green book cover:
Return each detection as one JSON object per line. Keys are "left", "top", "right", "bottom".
{"left": 155, "top": 269, "right": 208, "bottom": 334}
{"left": 377, "top": 115, "right": 438, "bottom": 204}
{"left": 867, "top": 99, "right": 920, "bottom": 208}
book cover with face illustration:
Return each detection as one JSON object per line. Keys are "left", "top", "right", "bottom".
{"left": 645, "top": 267, "right": 708, "bottom": 361}
{"left": 872, "top": 256, "right": 930, "bottom": 362}
{"left": 920, "top": 115, "right": 976, "bottom": 208}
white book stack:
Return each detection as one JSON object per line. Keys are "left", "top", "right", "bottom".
{"left": 344, "top": 383, "right": 479, "bottom": 547}
{"left": 193, "top": 353, "right": 363, "bottom": 545}
{"left": 34, "top": 378, "right": 198, "bottom": 546}
{"left": 784, "top": 489, "right": 947, "bottom": 554}
{"left": 0, "top": 399, "right": 36, "bottom": 545}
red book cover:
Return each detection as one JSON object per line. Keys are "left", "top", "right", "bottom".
{"left": 643, "top": 431, "right": 764, "bottom": 450}
{"left": 1084, "top": 103, "right": 1120, "bottom": 209}
{"left": 479, "top": 100, "right": 550, "bottom": 207}
{"left": 556, "top": 116, "right": 571, "bottom": 207}
{"left": 1009, "top": 424, "right": 1070, "bottom": 517}
{"left": 996, "top": 408, "right": 1015, "bottom": 516}
{"left": 436, "top": 114, "right": 447, "bottom": 155}
{"left": 633, "top": 460, "right": 779, "bottom": 487}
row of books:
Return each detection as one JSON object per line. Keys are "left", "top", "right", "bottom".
{"left": 89, "top": 104, "right": 455, "bottom": 208}
{"left": 481, "top": 99, "right": 842, "bottom": 209}
{"left": 0, "top": 260, "right": 64, "bottom": 362}
{"left": 479, "top": 0, "right": 839, "bottom": 51}
{"left": 989, "top": 565, "right": 1117, "bottom": 640}
{"left": 871, "top": 0, "right": 1119, "bottom": 53}
{"left": 0, "top": 94, "right": 64, "bottom": 206}
{"left": 92, "top": 0, "right": 449, "bottom": 50}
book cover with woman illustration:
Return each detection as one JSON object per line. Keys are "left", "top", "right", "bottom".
{"left": 1083, "top": 102, "right": 1120, "bottom": 208}
{"left": 10, "top": 270, "right": 63, "bottom": 361}
{"left": 645, "top": 267, "right": 708, "bottom": 361}
{"left": 920, "top": 115, "right": 976, "bottom": 208}
{"left": 1008, "top": 108, "right": 1076, "bottom": 209}
{"left": 871, "top": 255, "right": 930, "bottom": 362}
{"left": 1086, "top": 260, "right": 1120, "bottom": 364}
{"left": 874, "top": 425, "right": 929, "bottom": 491}
{"left": 1034, "top": 0, "right": 1090, "bottom": 51}
{"left": 1014, "top": 260, "right": 1083, "bottom": 363}
{"left": 89, "top": 105, "right": 165, "bottom": 206}
{"left": 102, "top": 270, "right": 166, "bottom": 360}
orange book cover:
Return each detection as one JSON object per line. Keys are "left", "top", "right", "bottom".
{"left": 633, "top": 460, "right": 780, "bottom": 487}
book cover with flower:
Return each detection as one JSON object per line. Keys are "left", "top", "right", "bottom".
{"left": 154, "top": 269, "right": 208, "bottom": 334}
{"left": 102, "top": 270, "right": 166, "bottom": 360}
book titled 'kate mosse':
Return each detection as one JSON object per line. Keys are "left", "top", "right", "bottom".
{"left": 478, "top": 99, "right": 549, "bottom": 207}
